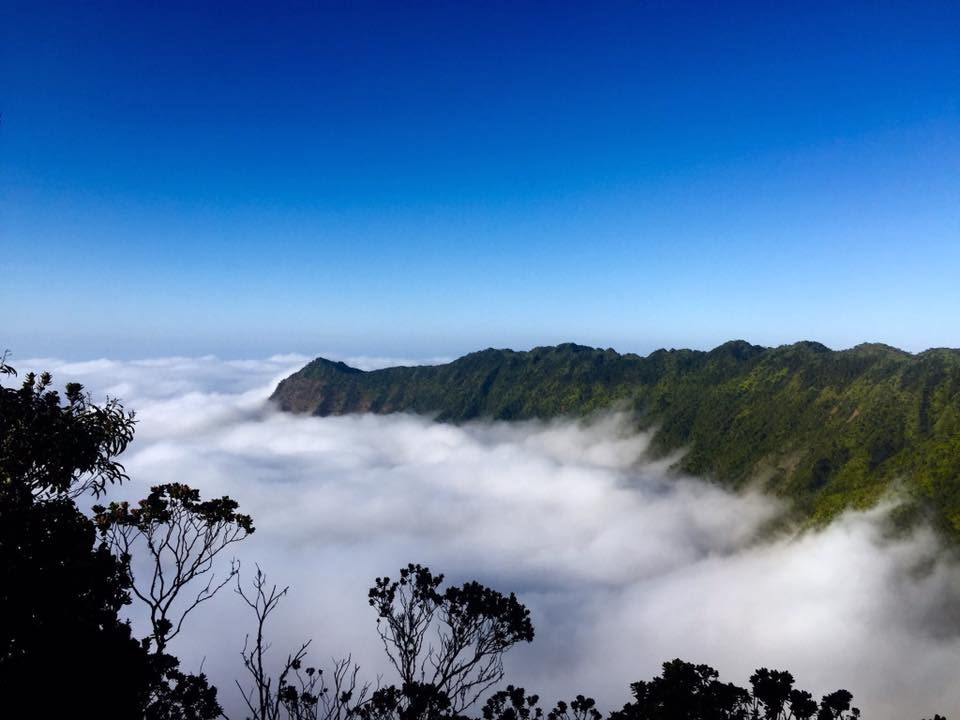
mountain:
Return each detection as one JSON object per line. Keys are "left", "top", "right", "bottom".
{"left": 271, "top": 341, "right": 960, "bottom": 536}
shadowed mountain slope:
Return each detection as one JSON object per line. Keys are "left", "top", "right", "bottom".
{"left": 271, "top": 341, "right": 960, "bottom": 535}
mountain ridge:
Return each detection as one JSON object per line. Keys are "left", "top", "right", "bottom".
{"left": 271, "top": 340, "right": 960, "bottom": 537}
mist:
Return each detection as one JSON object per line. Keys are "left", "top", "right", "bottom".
{"left": 23, "top": 354, "right": 960, "bottom": 719}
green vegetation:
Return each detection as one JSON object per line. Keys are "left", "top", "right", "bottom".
{"left": 271, "top": 341, "right": 960, "bottom": 537}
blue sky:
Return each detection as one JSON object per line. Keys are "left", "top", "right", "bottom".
{"left": 2, "top": 1, "right": 958, "bottom": 360}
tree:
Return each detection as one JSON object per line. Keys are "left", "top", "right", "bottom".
{"left": 481, "top": 686, "right": 602, "bottom": 720}
{"left": 93, "top": 482, "right": 254, "bottom": 654}
{"left": 749, "top": 668, "right": 816, "bottom": 720}
{"left": 608, "top": 660, "right": 861, "bottom": 720}
{"left": 0, "top": 357, "right": 151, "bottom": 717}
{"left": 545, "top": 697, "right": 602, "bottom": 720}
{"left": 609, "top": 660, "right": 751, "bottom": 720}
{"left": 482, "top": 685, "right": 544, "bottom": 720}
{"left": 0, "top": 358, "right": 135, "bottom": 499}
{"left": 816, "top": 691, "right": 858, "bottom": 720}
{"left": 235, "top": 565, "right": 368, "bottom": 720}
{"left": 143, "top": 651, "right": 224, "bottom": 720}
{"left": 365, "top": 563, "right": 535, "bottom": 718}
{"left": 0, "top": 356, "right": 230, "bottom": 719}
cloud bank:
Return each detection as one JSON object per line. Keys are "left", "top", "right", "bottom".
{"left": 21, "top": 354, "right": 960, "bottom": 719}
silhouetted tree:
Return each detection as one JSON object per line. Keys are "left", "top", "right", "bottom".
{"left": 0, "top": 356, "right": 227, "bottom": 718}
{"left": 145, "top": 651, "right": 224, "bottom": 720}
{"left": 94, "top": 482, "right": 254, "bottom": 654}
{"left": 816, "top": 690, "right": 858, "bottom": 720}
{"left": 0, "top": 358, "right": 154, "bottom": 715}
{"left": 609, "top": 659, "right": 751, "bottom": 720}
{"left": 354, "top": 682, "right": 461, "bottom": 720}
{"left": 0, "top": 357, "right": 136, "bottom": 499}
{"left": 364, "top": 563, "right": 535, "bottom": 718}
{"left": 235, "top": 565, "right": 369, "bottom": 720}
{"left": 749, "top": 668, "right": 818, "bottom": 720}
{"left": 481, "top": 685, "right": 602, "bottom": 720}
{"left": 609, "top": 660, "right": 862, "bottom": 720}
{"left": 482, "top": 685, "right": 543, "bottom": 720}
{"left": 546, "top": 697, "right": 602, "bottom": 720}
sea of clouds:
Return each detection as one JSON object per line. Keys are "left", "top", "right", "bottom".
{"left": 16, "top": 353, "right": 960, "bottom": 719}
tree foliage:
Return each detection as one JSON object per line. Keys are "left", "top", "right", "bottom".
{"left": 608, "top": 660, "right": 860, "bottom": 720}
{"left": 93, "top": 482, "right": 254, "bottom": 654}
{"left": 0, "top": 356, "right": 236, "bottom": 718}
{"left": 367, "top": 563, "right": 534, "bottom": 714}
{"left": 0, "top": 355, "right": 135, "bottom": 498}
{"left": 0, "top": 357, "right": 153, "bottom": 716}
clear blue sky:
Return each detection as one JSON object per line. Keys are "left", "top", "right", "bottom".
{"left": 2, "top": 1, "right": 958, "bottom": 360}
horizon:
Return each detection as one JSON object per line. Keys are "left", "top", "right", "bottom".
{"left": 13, "top": 336, "right": 960, "bottom": 369}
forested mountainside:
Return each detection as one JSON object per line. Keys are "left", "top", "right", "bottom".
{"left": 271, "top": 341, "right": 960, "bottom": 535}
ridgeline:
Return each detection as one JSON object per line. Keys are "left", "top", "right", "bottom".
{"left": 271, "top": 341, "right": 960, "bottom": 535}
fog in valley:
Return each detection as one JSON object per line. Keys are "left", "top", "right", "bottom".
{"left": 25, "top": 354, "right": 960, "bottom": 720}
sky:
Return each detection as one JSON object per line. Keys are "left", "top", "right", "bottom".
{"left": 2, "top": 1, "right": 959, "bottom": 360}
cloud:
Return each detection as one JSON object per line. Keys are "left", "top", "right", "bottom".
{"left": 19, "top": 355, "right": 960, "bottom": 719}
{"left": 328, "top": 353, "right": 453, "bottom": 371}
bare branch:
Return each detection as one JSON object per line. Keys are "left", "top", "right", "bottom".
{"left": 93, "top": 483, "right": 253, "bottom": 653}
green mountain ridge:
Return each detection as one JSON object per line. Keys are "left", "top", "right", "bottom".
{"left": 270, "top": 341, "right": 960, "bottom": 537}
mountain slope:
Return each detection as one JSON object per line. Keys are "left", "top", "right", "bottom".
{"left": 271, "top": 341, "right": 960, "bottom": 535}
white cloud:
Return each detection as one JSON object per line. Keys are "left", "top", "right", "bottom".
{"left": 18, "top": 354, "right": 960, "bottom": 719}
{"left": 330, "top": 354, "right": 453, "bottom": 371}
